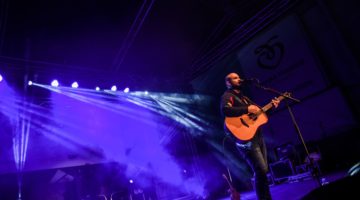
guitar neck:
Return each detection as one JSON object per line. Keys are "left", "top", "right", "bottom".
{"left": 262, "top": 102, "right": 274, "bottom": 113}
{"left": 260, "top": 95, "right": 286, "bottom": 113}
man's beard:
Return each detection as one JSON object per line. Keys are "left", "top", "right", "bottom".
{"left": 231, "top": 84, "right": 243, "bottom": 90}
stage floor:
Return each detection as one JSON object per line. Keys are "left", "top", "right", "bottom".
{"left": 220, "top": 170, "right": 347, "bottom": 200}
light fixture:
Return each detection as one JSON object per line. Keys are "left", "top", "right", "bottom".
{"left": 51, "top": 80, "right": 59, "bottom": 87}
{"left": 111, "top": 85, "right": 117, "bottom": 91}
{"left": 71, "top": 82, "right": 79, "bottom": 88}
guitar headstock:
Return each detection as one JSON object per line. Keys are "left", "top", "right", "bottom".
{"left": 282, "top": 92, "right": 291, "bottom": 98}
{"left": 274, "top": 92, "right": 291, "bottom": 102}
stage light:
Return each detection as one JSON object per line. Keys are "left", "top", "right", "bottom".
{"left": 28, "top": 81, "right": 33, "bottom": 86}
{"left": 124, "top": 87, "right": 130, "bottom": 93}
{"left": 71, "top": 82, "right": 79, "bottom": 88}
{"left": 144, "top": 91, "right": 148, "bottom": 95}
{"left": 0, "top": 74, "right": 2, "bottom": 82}
{"left": 95, "top": 86, "right": 100, "bottom": 91}
{"left": 111, "top": 85, "right": 117, "bottom": 91}
{"left": 129, "top": 179, "right": 134, "bottom": 184}
{"left": 51, "top": 80, "right": 59, "bottom": 87}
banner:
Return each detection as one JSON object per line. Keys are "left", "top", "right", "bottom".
{"left": 237, "top": 15, "right": 328, "bottom": 104}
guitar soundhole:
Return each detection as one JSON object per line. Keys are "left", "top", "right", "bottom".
{"left": 248, "top": 113, "right": 257, "bottom": 121}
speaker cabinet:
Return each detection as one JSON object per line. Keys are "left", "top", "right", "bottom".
{"left": 269, "top": 159, "right": 295, "bottom": 182}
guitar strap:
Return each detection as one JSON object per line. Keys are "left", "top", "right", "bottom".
{"left": 229, "top": 90, "right": 260, "bottom": 107}
{"left": 228, "top": 90, "right": 247, "bottom": 105}
{"left": 243, "top": 96, "right": 262, "bottom": 108}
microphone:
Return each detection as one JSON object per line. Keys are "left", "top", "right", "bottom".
{"left": 240, "top": 78, "right": 260, "bottom": 83}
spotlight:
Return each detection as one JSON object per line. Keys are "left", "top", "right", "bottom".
{"left": 95, "top": 86, "right": 100, "bottom": 91}
{"left": 51, "top": 80, "right": 59, "bottom": 87}
{"left": 71, "top": 82, "right": 79, "bottom": 88}
{"left": 124, "top": 87, "right": 130, "bottom": 93}
{"left": 111, "top": 85, "right": 117, "bottom": 91}
{"left": 0, "top": 74, "right": 3, "bottom": 82}
{"left": 144, "top": 91, "right": 148, "bottom": 95}
{"left": 129, "top": 179, "right": 134, "bottom": 184}
{"left": 28, "top": 81, "right": 33, "bottom": 86}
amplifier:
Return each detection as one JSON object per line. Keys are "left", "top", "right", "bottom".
{"left": 269, "top": 159, "right": 295, "bottom": 182}
{"left": 275, "top": 143, "right": 296, "bottom": 160}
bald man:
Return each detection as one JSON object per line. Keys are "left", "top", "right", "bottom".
{"left": 221, "top": 72, "right": 279, "bottom": 200}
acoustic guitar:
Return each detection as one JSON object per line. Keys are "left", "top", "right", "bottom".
{"left": 224, "top": 93, "right": 289, "bottom": 141}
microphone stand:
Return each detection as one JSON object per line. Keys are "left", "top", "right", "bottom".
{"left": 253, "top": 81, "right": 322, "bottom": 187}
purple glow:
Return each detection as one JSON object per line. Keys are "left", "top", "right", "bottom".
{"left": 0, "top": 81, "right": 31, "bottom": 175}
{"left": 13, "top": 117, "right": 31, "bottom": 171}
{"left": 1, "top": 84, "right": 213, "bottom": 196}
{"left": 0, "top": 81, "right": 19, "bottom": 123}
{"left": 0, "top": 74, "right": 3, "bottom": 82}
{"left": 49, "top": 89, "right": 187, "bottom": 188}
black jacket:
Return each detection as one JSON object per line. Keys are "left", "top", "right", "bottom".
{"left": 220, "top": 89, "right": 262, "bottom": 143}
{"left": 220, "top": 89, "right": 252, "bottom": 117}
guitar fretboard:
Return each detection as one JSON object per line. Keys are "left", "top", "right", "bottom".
{"left": 255, "top": 94, "right": 287, "bottom": 116}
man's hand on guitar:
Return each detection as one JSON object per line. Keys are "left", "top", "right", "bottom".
{"left": 248, "top": 105, "right": 261, "bottom": 114}
{"left": 225, "top": 93, "right": 286, "bottom": 141}
{"left": 272, "top": 98, "right": 280, "bottom": 108}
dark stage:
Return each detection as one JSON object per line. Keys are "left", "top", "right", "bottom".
{"left": 0, "top": 0, "right": 360, "bottom": 199}
{"left": 237, "top": 170, "right": 359, "bottom": 200}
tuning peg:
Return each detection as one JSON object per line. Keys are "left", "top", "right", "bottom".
{"left": 284, "top": 92, "right": 291, "bottom": 97}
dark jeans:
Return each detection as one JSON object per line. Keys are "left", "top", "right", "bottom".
{"left": 236, "top": 132, "right": 272, "bottom": 200}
